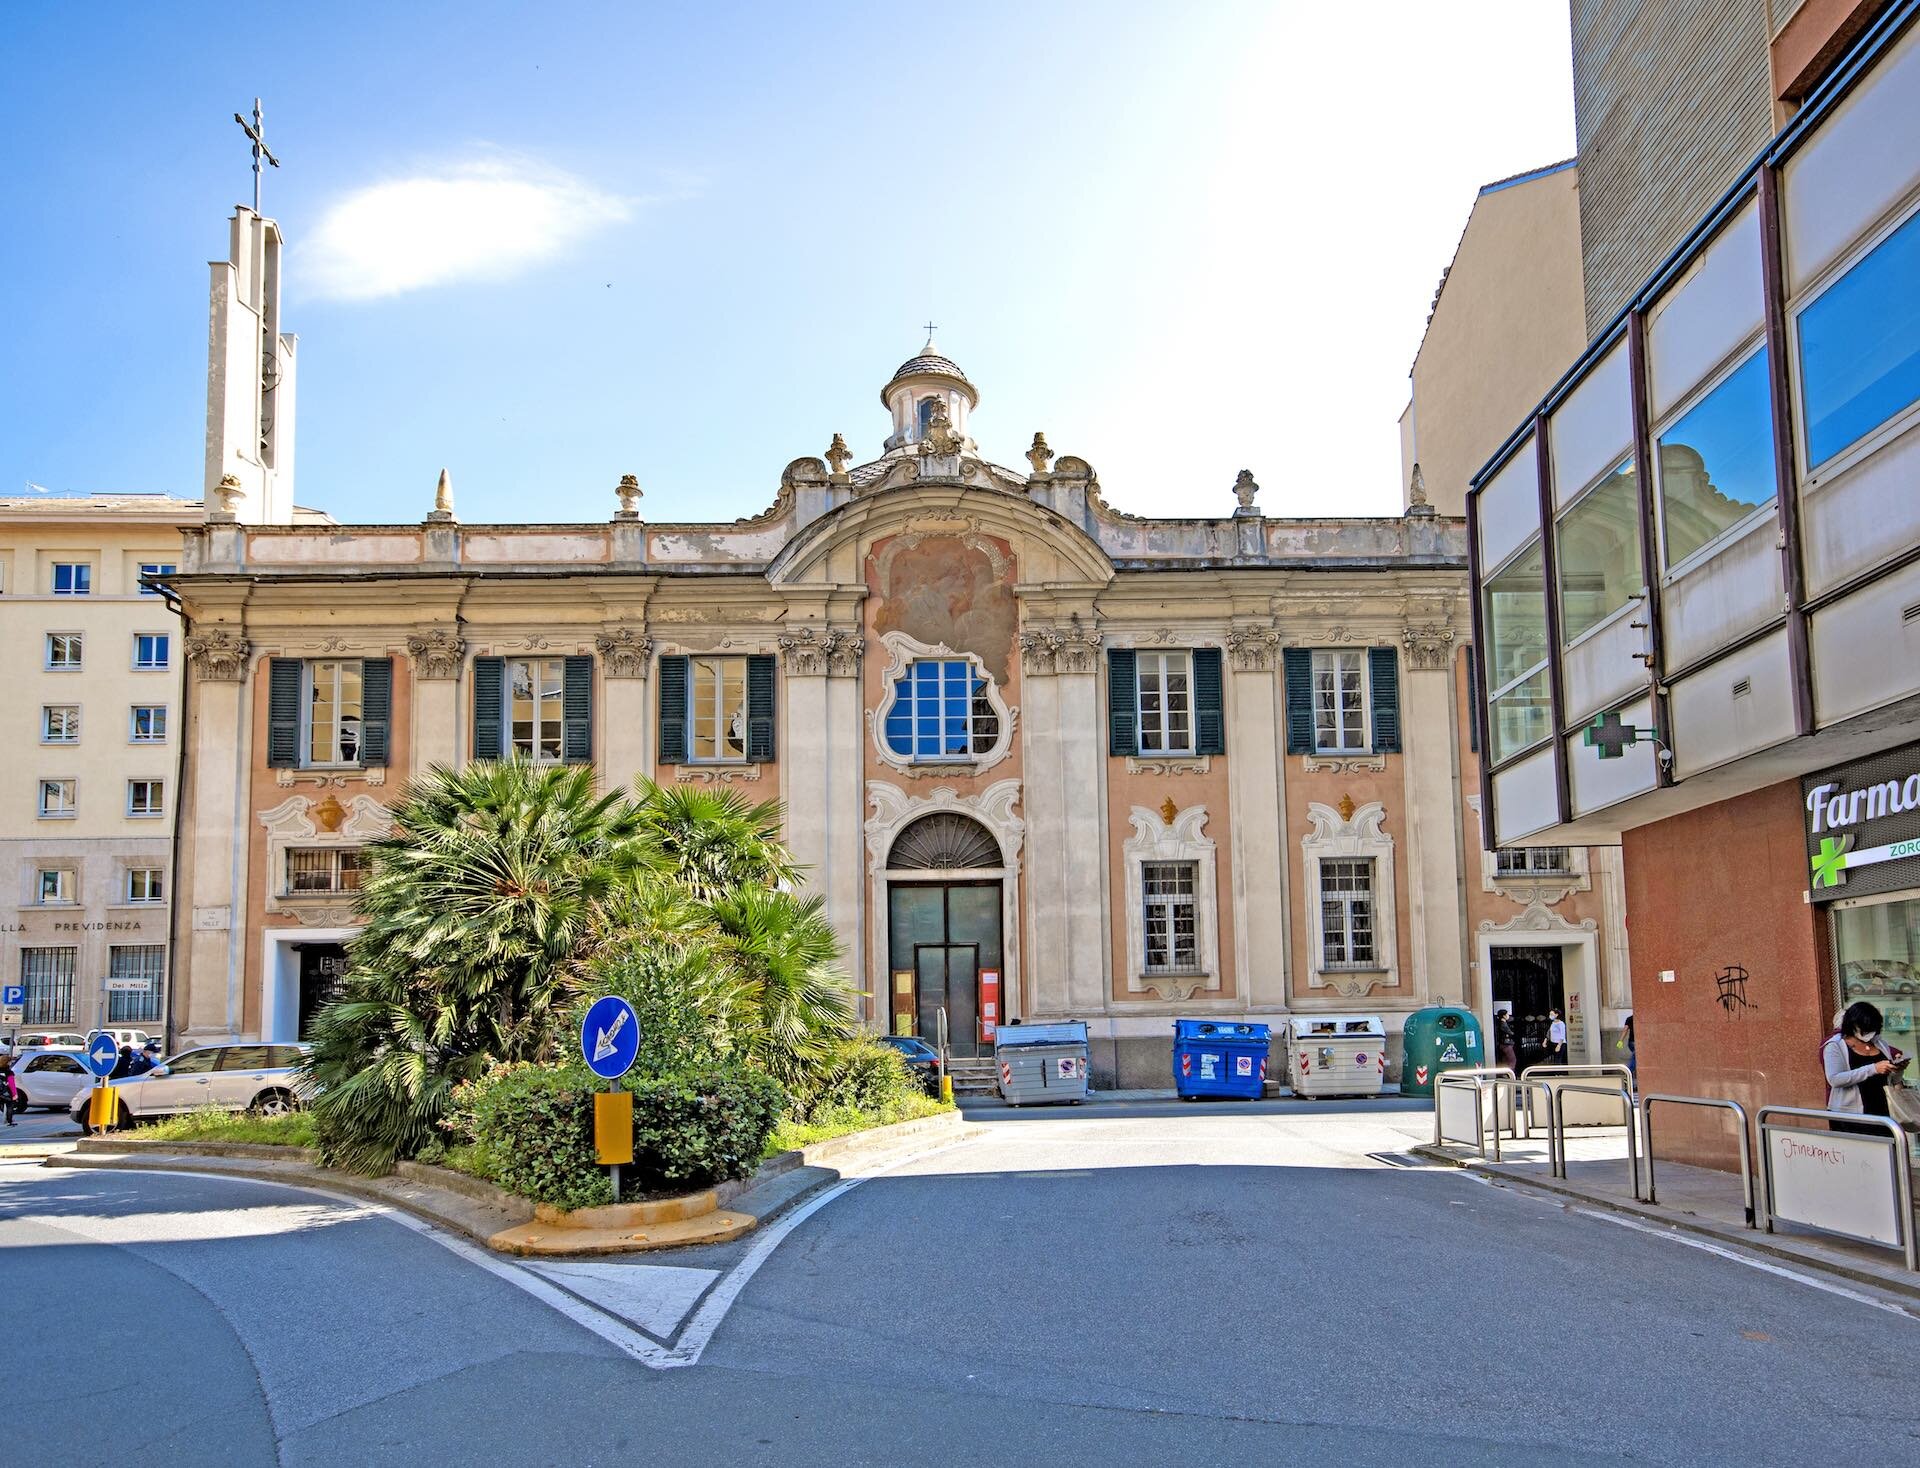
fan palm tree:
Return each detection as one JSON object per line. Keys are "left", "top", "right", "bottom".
{"left": 631, "top": 781, "right": 799, "bottom": 902}
{"left": 706, "top": 885, "right": 860, "bottom": 1090}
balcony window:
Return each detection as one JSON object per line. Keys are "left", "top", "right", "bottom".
{"left": 1655, "top": 346, "right": 1775, "bottom": 570}
{"left": 1311, "top": 650, "right": 1368, "bottom": 752}
{"left": 689, "top": 655, "right": 748, "bottom": 762}
{"left": 508, "top": 657, "right": 565, "bottom": 763}
{"left": 306, "top": 660, "right": 364, "bottom": 765}
{"left": 1555, "top": 460, "right": 1645, "bottom": 642}
{"left": 1799, "top": 206, "right": 1920, "bottom": 472}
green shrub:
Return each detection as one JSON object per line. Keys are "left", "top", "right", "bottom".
{"left": 575, "top": 932, "right": 737, "bottom": 1077}
{"left": 789, "top": 1034, "right": 919, "bottom": 1121}
{"left": 451, "top": 1059, "right": 786, "bottom": 1206}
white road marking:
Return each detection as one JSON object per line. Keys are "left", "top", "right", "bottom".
{"left": 523, "top": 1260, "right": 720, "bottom": 1339}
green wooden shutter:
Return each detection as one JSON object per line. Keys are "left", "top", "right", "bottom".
{"left": 658, "top": 654, "right": 689, "bottom": 764}
{"left": 359, "top": 657, "right": 392, "bottom": 766}
{"left": 472, "top": 656, "right": 504, "bottom": 760}
{"left": 746, "top": 654, "right": 776, "bottom": 762}
{"left": 562, "top": 654, "right": 593, "bottom": 764}
{"left": 1466, "top": 649, "right": 1480, "bottom": 754}
{"left": 1369, "top": 646, "right": 1401, "bottom": 754}
{"left": 1107, "top": 648, "right": 1138, "bottom": 756}
{"left": 1193, "top": 647, "right": 1225, "bottom": 756}
{"left": 266, "top": 659, "right": 302, "bottom": 768}
{"left": 1282, "top": 648, "right": 1313, "bottom": 755}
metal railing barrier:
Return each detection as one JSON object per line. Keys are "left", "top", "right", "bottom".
{"left": 1518, "top": 1063, "right": 1636, "bottom": 1130}
{"left": 1434, "top": 1068, "right": 1514, "bottom": 1154}
{"left": 1548, "top": 1081, "right": 1640, "bottom": 1197}
{"left": 1479, "top": 1076, "right": 1557, "bottom": 1163}
{"left": 1756, "top": 1105, "right": 1918, "bottom": 1272}
{"left": 1639, "top": 1093, "right": 1755, "bottom": 1227}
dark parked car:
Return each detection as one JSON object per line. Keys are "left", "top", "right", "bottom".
{"left": 878, "top": 1035, "right": 943, "bottom": 1095}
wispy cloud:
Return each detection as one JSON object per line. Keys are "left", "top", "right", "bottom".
{"left": 304, "top": 155, "right": 636, "bottom": 301}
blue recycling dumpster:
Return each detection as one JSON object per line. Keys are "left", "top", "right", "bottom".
{"left": 1172, "top": 1019, "right": 1270, "bottom": 1100}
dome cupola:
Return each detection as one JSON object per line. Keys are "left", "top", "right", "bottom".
{"left": 881, "top": 331, "right": 979, "bottom": 456}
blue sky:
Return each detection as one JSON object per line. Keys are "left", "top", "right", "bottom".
{"left": 1, "top": 2, "right": 1575, "bottom": 524}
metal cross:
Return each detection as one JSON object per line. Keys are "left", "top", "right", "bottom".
{"left": 233, "top": 98, "right": 280, "bottom": 214}
{"left": 922, "top": 319, "right": 937, "bottom": 344}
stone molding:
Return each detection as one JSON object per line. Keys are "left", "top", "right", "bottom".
{"left": 1477, "top": 899, "right": 1596, "bottom": 936}
{"left": 1301, "top": 753, "right": 1387, "bottom": 774}
{"left": 778, "top": 626, "right": 862, "bottom": 677}
{"left": 594, "top": 627, "right": 653, "bottom": 678}
{"left": 258, "top": 793, "right": 393, "bottom": 918}
{"left": 867, "top": 631, "right": 1016, "bottom": 779}
{"left": 406, "top": 628, "right": 466, "bottom": 680}
{"left": 1226, "top": 625, "right": 1280, "bottom": 671}
{"left": 1125, "top": 755, "right": 1212, "bottom": 777}
{"left": 673, "top": 763, "right": 763, "bottom": 785}
{"left": 1300, "top": 799, "right": 1399, "bottom": 999}
{"left": 1402, "top": 623, "right": 1457, "bottom": 671}
{"left": 1122, "top": 802, "right": 1221, "bottom": 1002}
{"left": 1019, "top": 623, "right": 1102, "bottom": 676}
{"left": 187, "top": 628, "right": 250, "bottom": 682}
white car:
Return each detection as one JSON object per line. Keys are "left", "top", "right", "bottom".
{"left": 99, "top": 1028, "right": 154, "bottom": 1051}
{"left": 12, "top": 1048, "right": 93, "bottom": 1111}
{"left": 70, "top": 1043, "right": 312, "bottom": 1129}
{"left": 10, "top": 1031, "right": 87, "bottom": 1055}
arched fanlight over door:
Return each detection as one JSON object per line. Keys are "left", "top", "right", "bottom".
{"left": 888, "top": 813, "right": 1001, "bottom": 871}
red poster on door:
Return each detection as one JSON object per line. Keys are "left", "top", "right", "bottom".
{"left": 979, "top": 969, "right": 1000, "bottom": 1042}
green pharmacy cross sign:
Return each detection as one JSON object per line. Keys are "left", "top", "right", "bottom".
{"left": 1583, "top": 710, "right": 1658, "bottom": 760}
{"left": 1811, "top": 831, "right": 1920, "bottom": 890}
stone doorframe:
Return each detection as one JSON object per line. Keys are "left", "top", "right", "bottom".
{"left": 260, "top": 924, "right": 361, "bottom": 1045}
{"left": 1474, "top": 902, "right": 1601, "bottom": 1068}
{"left": 864, "top": 779, "right": 1025, "bottom": 1029}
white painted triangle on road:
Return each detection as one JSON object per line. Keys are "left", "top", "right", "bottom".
{"left": 523, "top": 1261, "right": 720, "bottom": 1341}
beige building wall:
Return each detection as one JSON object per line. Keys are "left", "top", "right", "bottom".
{"left": 0, "top": 497, "right": 197, "bottom": 1034}
{"left": 1400, "top": 162, "right": 1586, "bottom": 517}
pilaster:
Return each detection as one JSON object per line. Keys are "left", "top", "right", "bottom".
{"left": 1225, "top": 623, "right": 1288, "bottom": 1009}
{"left": 1401, "top": 627, "right": 1466, "bottom": 1005}
{"left": 406, "top": 628, "right": 465, "bottom": 775}
{"left": 594, "top": 627, "right": 652, "bottom": 793}
{"left": 182, "top": 631, "right": 252, "bottom": 1040}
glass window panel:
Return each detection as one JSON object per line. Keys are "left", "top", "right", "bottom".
{"left": 1483, "top": 541, "right": 1549, "bottom": 692}
{"left": 107, "top": 945, "right": 164, "bottom": 1024}
{"left": 1834, "top": 897, "right": 1920, "bottom": 1079}
{"left": 43, "top": 706, "right": 78, "bottom": 742}
{"left": 1656, "top": 347, "right": 1775, "bottom": 569}
{"left": 1800, "top": 209, "right": 1920, "bottom": 469}
{"left": 1488, "top": 667, "right": 1552, "bottom": 765}
{"left": 1555, "top": 461, "right": 1645, "bottom": 641}
{"left": 20, "top": 947, "right": 76, "bottom": 1024}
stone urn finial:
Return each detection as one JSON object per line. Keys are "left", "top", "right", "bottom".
{"left": 615, "top": 473, "right": 643, "bottom": 519}
{"left": 825, "top": 433, "right": 852, "bottom": 477}
{"left": 1232, "top": 469, "right": 1260, "bottom": 515}
{"left": 209, "top": 473, "right": 244, "bottom": 522}
{"left": 1027, "top": 432, "right": 1055, "bottom": 475}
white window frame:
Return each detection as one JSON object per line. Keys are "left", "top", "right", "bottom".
{"left": 1122, "top": 802, "right": 1221, "bottom": 1001}
{"left": 127, "top": 779, "right": 164, "bottom": 819}
{"left": 125, "top": 866, "right": 165, "bottom": 905}
{"left": 46, "top": 632, "right": 83, "bottom": 671}
{"left": 1318, "top": 857, "right": 1378, "bottom": 969}
{"left": 35, "top": 867, "right": 74, "bottom": 905}
{"left": 871, "top": 632, "right": 1016, "bottom": 778}
{"left": 883, "top": 657, "right": 1001, "bottom": 764}
{"left": 132, "top": 632, "right": 170, "bottom": 671}
{"left": 506, "top": 657, "right": 565, "bottom": 763}
{"left": 284, "top": 846, "right": 371, "bottom": 896}
{"left": 51, "top": 562, "right": 91, "bottom": 595}
{"left": 129, "top": 705, "right": 167, "bottom": 744}
{"left": 688, "top": 654, "right": 749, "bottom": 764}
{"left": 42, "top": 705, "right": 80, "bottom": 744}
{"left": 1141, "top": 860, "right": 1200, "bottom": 975}
{"left": 1494, "top": 846, "right": 1574, "bottom": 876}
{"left": 303, "top": 659, "right": 365, "bottom": 767}
{"left": 1310, "top": 649, "right": 1369, "bottom": 753}
{"left": 1136, "top": 650, "right": 1195, "bottom": 756}
{"left": 1301, "top": 799, "right": 1399, "bottom": 995}
{"left": 137, "top": 562, "right": 175, "bottom": 596}
{"left": 38, "top": 778, "right": 76, "bottom": 819}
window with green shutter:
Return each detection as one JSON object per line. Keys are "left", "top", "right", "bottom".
{"left": 745, "top": 654, "right": 776, "bottom": 762}
{"left": 359, "top": 657, "right": 393, "bottom": 766}
{"left": 1367, "top": 646, "right": 1400, "bottom": 754}
{"left": 266, "top": 659, "right": 302, "bottom": 768}
{"left": 1107, "top": 648, "right": 1138, "bottom": 756}
{"left": 658, "top": 654, "right": 689, "bottom": 764}
{"left": 562, "top": 655, "right": 593, "bottom": 764}
{"left": 472, "top": 656, "right": 504, "bottom": 760}
{"left": 1193, "top": 647, "right": 1225, "bottom": 756}
{"left": 1282, "top": 648, "right": 1314, "bottom": 755}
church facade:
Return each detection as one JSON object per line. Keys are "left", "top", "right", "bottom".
{"left": 159, "top": 218, "right": 1630, "bottom": 1084}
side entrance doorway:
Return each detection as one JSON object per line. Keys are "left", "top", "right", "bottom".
{"left": 295, "top": 943, "right": 349, "bottom": 1040}
{"left": 1492, "top": 945, "right": 1565, "bottom": 1074}
{"left": 886, "top": 813, "right": 1005, "bottom": 1059}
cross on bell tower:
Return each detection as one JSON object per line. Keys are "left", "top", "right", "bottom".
{"left": 232, "top": 98, "right": 280, "bottom": 214}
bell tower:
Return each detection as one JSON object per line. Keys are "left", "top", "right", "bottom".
{"left": 205, "top": 206, "right": 297, "bottom": 524}
{"left": 880, "top": 334, "right": 979, "bottom": 457}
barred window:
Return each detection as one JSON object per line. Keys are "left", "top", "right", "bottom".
{"left": 1319, "top": 858, "right": 1377, "bottom": 967}
{"left": 107, "top": 945, "right": 164, "bottom": 1024}
{"left": 21, "top": 947, "right": 76, "bottom": 1025}
{"left": 285, "top": 847, "right": 371, "bottom": 895}
{"left": 1143, "top": 861, "right": 1199, "bottom": 973}
{"left": 1494, "top": 846, "right": 1573, "bottom": 876}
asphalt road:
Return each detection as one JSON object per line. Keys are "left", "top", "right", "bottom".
{"left": 3, "top": 1097, "right": 1917, "bottom": 1466}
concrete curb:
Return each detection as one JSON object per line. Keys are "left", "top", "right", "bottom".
{"left": 50, "top": 1106, "right": 979, "bottom": 1257}
{"left": 1411, "top": 1143, "right": 1920, "bottom": 1304}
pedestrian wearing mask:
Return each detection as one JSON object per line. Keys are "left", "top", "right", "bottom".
{"left": 1824, "top": 1001, "right": 1903, "bottom": 1135}
{"left": 1546, "top": 1008, "right": 1568, "bottom": 1065}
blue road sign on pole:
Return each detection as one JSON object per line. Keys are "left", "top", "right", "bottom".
{"left": 580, "top": 996, "right": 640, "bottom": 1081}
{"left": 83, "top": 1031, "right": 120, "bottom": 1078}
{"left": 1, "top": 984, "right": 23, "bottom": 1023}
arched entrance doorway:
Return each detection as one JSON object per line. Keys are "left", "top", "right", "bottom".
{"left": 887, "top": 813, "right": 1004, "bottom": 1057}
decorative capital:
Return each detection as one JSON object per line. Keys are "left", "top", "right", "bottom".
{"left": 187, "top": 628, "right": 250, "bottom": 682}
{"left": 1232, "top": 468, "right": 1260, "bottom": 516}
{"left": 594, "top": 627, "right": 653, "bottom": 677}
{"left": 1019, "top": 623, "right": 1102, "bottom": 676}
{"left": 1402, "top": 623, "right": 1457, "bottom": 671}
{"left": 208, "top": 473, "right": 244, "bottom": 523}
{"left": 1226, "top": 625, "right": 1281, "bottom": 672}
{"left": 1026, "top": 432, "right": 1054, "bottom": 475}
{"left": 824, "top": 433, "right": 852, "bottom": 477}
{"left": 614, "top": 474, "right": 643, "bottom": 519}
{"left": 406, "top": 627, "right": 466, "bottom": 679}
{"left": 779, "top": 626, "right": 861, "bottom": 676}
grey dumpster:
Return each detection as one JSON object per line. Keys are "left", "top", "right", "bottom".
{"left": 995, "top": 1021, "right": 1091, "bottom": 1105}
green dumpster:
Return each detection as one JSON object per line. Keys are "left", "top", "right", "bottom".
{"left": 1398, "top": 1006, "right": 1485, "bottom": 1097}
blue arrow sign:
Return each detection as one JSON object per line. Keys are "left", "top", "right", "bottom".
{"left": 83, "top": 1031, "right": 121, "bottom": 1078}
{"left": 580, "top": 996, "right": 640, "bottom": 1081}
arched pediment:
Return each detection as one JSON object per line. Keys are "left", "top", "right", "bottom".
{"left": 765, "top": 484, "right": 1116, "bottom": 589}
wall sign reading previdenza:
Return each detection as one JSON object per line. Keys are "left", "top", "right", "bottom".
{"left": 1805, "top": 741, "right": 1920, "bottom": 901}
